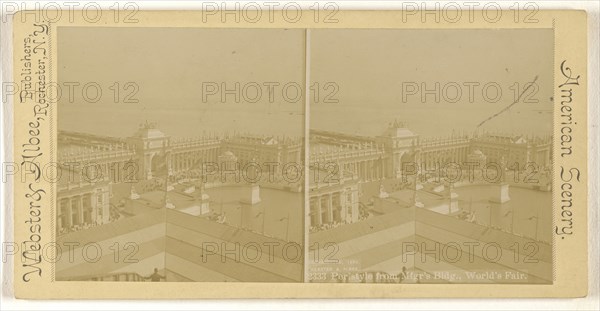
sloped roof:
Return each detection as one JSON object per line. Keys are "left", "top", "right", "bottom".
{"left": 382, "top": 127, "right": 416, "bottom": 138}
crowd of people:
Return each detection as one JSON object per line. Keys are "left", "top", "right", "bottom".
{"left": 58, "top": 203, "right": 126, "bottom": 236}
{"left": 57, "top": 221, "right": 101, "bottom": 236}
{"left": 139, "top": 179, "right": 167, "bottom": 192}
{"left": 310, "top": 221, "right": 344, "bottom": 233}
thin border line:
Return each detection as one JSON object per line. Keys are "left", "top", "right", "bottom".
{"left": 551, "top": 17, "right": 556, "bottom": 284}
{"left": 49, "top": 19, "right": 56, "bottom": 283}
{"left": 303, "top": 27, "right": 311, "bottom": 283}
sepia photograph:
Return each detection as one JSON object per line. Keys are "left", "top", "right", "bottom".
{"left": 55, "top": 27, "right": 305, "bottom": 282}
{"left": 6, "top": 6, "right": 592, "bottom": 303}
{"left": 308, "top": 29, "right": 554, "bottom": 284}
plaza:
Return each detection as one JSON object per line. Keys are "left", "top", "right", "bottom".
{"left": 55, "top": 124, "right": 304, "bottom": 282}
{"left": 307, "top": 121, "right": 553, "bottom": 283}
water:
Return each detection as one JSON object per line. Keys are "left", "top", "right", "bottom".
{"left": 58, "top": 102, "right": 305, "bottom": 138}
{"left": 59, "top": 101, "right": 551, "bottom": 140}
{"left": 311, "top": 102, "right": 552, "bottom": 138}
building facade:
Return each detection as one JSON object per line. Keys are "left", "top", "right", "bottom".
{"left": 57, "top": 179, "right": 110, "bottom": 234}
{"left": 57, "top": 120, "right": 552, "bottom": 232}
{"left": 308, "top": 120, "right": 552, "bottom": 227}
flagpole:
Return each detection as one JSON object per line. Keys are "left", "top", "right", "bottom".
{"left": 286, "top": 204, "right": 291, "bottom": 242}
{"left": 262, "top": 208, "right": 266, "bottom": 235}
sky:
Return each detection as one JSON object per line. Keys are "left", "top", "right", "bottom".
{"left": 310, "top": 28, "right": 554, "bottom": 137}
{"left": 57, "top": 27, "right": 553, "bottom": 138}
{"left": 57, "top": 27, "right": 306, "bottom": 137}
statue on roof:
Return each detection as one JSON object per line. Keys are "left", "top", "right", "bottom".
{"left": 390, "top": 119, "right": 408, "bottom": 128}
{"left": 140, "top": 120, "right": 158, "bottom": 129}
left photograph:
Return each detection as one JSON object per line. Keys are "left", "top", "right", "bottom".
{"left": 55, "top": 27, "right": 306, "bottom": 282}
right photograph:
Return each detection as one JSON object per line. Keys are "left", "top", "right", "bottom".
{"left": 308, "top": 29, "right": 554, "bottom": 284}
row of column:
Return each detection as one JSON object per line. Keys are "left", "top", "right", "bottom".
{"left": 171, "top": 148, "right": 219, "bottom": 173}
{"left": 62, "top": 160, "right": 132, "bottom": 184}
{"left": 421, "top": 147, "right": 469, "bottom": 169}
{"left": 311, "top": 193, "right": 334, "bottom": 227}
{"left": 310, "top": 192, "right": 351, "bottom": 227}
{"left": 349, "top": 158, "right": 386, "bottom": 182}
{"left": 58, "top": 194, "right": 92, "bottom": 232}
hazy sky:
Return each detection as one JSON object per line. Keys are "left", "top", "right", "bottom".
{"left": 58, "top": 27, "right": 305, "bottom": 137}
{"left": 310, "top": 28, "right": 554, "bottom": 136}
{"left": 57, "top": 27, "right": 553, "bottom": 138}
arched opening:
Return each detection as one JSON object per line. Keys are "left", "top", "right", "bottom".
{"left": 150, "top": 153, "right": 168, "bottom": 178}
{"left": 400, "top": 151, "right": 418, "bottom": 183}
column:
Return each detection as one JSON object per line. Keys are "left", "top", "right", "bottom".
{"left": 340, "top": 191, "right": 347, "bottom": 223}
{"left": 78, "top": 195, "right": 84, "bottom": 225}
{"left": 373, "top": 160, "right": 377, "bottom": 180}
{"left": 108, "top": 161, "right": 116, "bottom": 182}
{"left": 370, "top": 160, "right": 375, "bottom": 181}
{"left": 166, "top": 153, "right": 172, "bottom": 175}
{"left": 360, "top": 161, "right": 364, "bottom": 181}
{"left": 104, "top": 163, "right": 109, "bottom": 181}
{"left": 357, "top": 161, "right": 361, "bottom": 180}
{"left": 316, "top": 196, "right": 322, "bottom": 225}
{"left": 327, "top": 194, "right": 334, "bottom": 223}
{"left": 145, "top": 154, "right": 152, "bottom": 179}
{"left": 67, "top": 197, "right": 73, "bottom": 228}
{"left": 67, "top": 197, "right": 77, "bottom": 228}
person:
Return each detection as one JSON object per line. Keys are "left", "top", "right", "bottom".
{"left": 217, "top": 212, "right": 227, "bottom": 224}
{"left": 398, "top": 266, "right": 407, "bottom": 283}
{"left": 145, "top": 268, "right": 166, "bottom": 282}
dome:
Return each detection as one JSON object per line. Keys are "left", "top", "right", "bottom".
{"left": 472, "top": 149, "right": 484, "bottom": 156}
